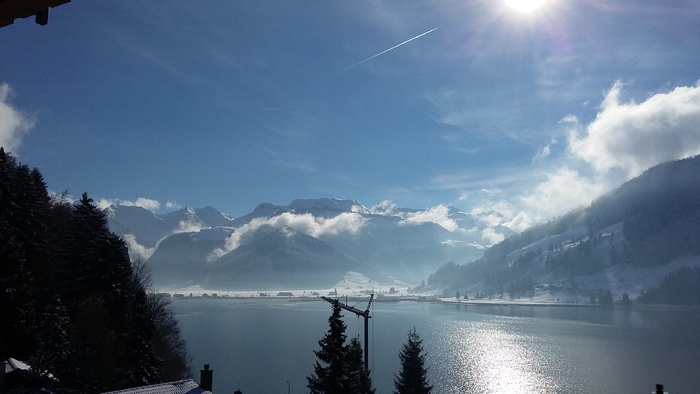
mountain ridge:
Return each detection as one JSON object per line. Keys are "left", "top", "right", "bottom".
{"left": 427, "top": 155, "right": 700, "bottom": 303}
{"left": 106, "top": 197, "right": 506, "bottom": 289}
{"left": 105, "top": 156, "right": 700, "bottom": 298}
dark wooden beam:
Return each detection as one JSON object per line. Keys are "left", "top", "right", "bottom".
{"left": 0, "top": 0, "right": 71, "bottom": 28}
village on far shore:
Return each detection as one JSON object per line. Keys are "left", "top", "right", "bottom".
{"left": 155, "top": 260, "right": 700, "bottom": 308}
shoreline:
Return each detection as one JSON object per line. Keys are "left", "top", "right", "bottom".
{"left": 162, "top": 292, "right": 700, "bottom": 310}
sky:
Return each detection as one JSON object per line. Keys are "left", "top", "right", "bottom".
{"left": 2, "top": 0, "right": 700, "bottom": 231}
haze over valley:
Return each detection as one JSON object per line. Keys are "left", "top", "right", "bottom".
{"left": 106, "top": 156, "right": 700, "bottom": 305}
{"left": 106, "top": 197, "right": 508, "bottom": 290}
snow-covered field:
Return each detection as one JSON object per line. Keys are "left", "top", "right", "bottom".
{"left": 157, "top": 271, "right": 410, "bottom": 299}
{"left": 438, "top": 254, "right": 700, "bottom": 306}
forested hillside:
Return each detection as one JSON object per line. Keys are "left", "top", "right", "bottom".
{"left": 0, "top": 148, "right": 190, "bottom": 392}
{"left": 428, "top": 155, "right": 700, "bottom": 300}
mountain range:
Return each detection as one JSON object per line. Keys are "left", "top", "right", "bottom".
{"left": 427, "top": 155, "right": 700, "bottom": 301}
{"left": 106, "top": 156, "right": 700, "bottom": 298}
{"left": 105, "top": 198, "right": 513, "bottom": 290}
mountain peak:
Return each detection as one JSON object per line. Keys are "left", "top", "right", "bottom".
{"left": 288, "top": 198, "right": 364, "bottom": 216}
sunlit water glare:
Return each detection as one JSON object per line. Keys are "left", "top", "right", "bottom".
{"left": 173, "top": 300, "right": 700, "bottom": 393}
{"left": 428, "top": 316, "right": 573, "bottom": 393}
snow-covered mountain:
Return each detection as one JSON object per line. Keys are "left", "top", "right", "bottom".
{"left": 105, "top": 205, "right": 234, "bottom": 251}
{"left": 105, "top": 198, "right": 512, "bottom": 290}
{"left": 427, "top": 155, "right": 700, "bottom": 302}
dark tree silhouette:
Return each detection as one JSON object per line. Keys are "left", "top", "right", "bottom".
{"left": 0, "top": 150, "right": 191, "bottom": 392}
{"left": 394, "top": 328, "right": 432, "bottom": 394}
{"left": 307, "top": 300, "right": 349, "bottom": 393}
{"left": 346, "top": 336, "right": 375, "bottom": 394}
{"left": 29, "top": 296, "right": 73, "bottom": 392}
{"left": 133, "top": 258, "right": 192, "bottom": 382}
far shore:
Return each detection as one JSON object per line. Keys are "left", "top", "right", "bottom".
{"left": 158, "top": 291, "right": 700, "bottom": 310}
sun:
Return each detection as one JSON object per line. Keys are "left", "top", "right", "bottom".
{"left": 505, "top": 0, "right": 547, "bottom": 13}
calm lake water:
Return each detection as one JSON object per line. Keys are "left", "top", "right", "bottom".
{"left": 170, "top": 298, "right": 700, "bottom": 394}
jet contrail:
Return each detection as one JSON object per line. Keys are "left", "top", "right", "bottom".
{"left": 340, "top": 27, "right": 438, "bottom": 73}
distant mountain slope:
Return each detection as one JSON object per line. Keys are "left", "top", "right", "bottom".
{"left": 105, "top": 205, "right": 235, "bottom": 248}
{"left": 107, "top": 197, "right": 511, "bottom": 290}
{"left": 428, "top": 155, "right": 700, "bottom": 300}
{"left": 203, "top": 228, "right": 372, "bottom": 290}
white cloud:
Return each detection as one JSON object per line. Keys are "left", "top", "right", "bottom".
{"left": 518, "top": 166, "right": 607, "bottom": 223}
{"left": 559, "top": 114, "right": 578, "bottom": 124}
{"left": 177, "top": 220, "right": 203, "bottom": 234}
{"left": 369, "top": 200, "right": 399, "bottom": 216}
{"left": 124, "top": 219, "right": 202, "bottom": 261}
{"left": 96, "top": 197, "right": 161, "bottom": 211}
{"left": 503, "top": 211, "right": 533, "bottom": 233}
{"left": 454, "top": 80, "right": 700, "bottom": 234}
{"left": 0, "top": 83, "right": 35, "bottom": 153}
{"left": 481, "top": 227, "right": 505, "bottom": 245}
{"left": 165, "top": 201, "right": 182, "bottom": 210}
{"left": 123, "top": 234, "right": 157, "bottom": 260}
{"left": 533, "top": 138, "right": 557, "bottom": 162}
{"left": 96, "top": 198, "right": 116, "bottom": 210}
{"left": 133, "top": 197, "right": 161, "bottom": 211}
{"left": 400, "top": 204, "right": 460, "bottom": 232}
{"left": 48, "top": 190, "right": 75, "bottom": 205}
{"left": 268, "top": 212, "right": 366, "bottom": 238}
{"left": 569, "top": 80, "right": 700, "bottom": 177}
{"left": 208, "top": 211, "right": 367, "bottom": 261}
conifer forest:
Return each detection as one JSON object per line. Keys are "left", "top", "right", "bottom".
{"left": 0, "top": 148, "right": 190, "bottom": 392}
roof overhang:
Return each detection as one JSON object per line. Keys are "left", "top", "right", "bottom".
{"left": 0, "top": 0, "right": 71, "bottom": 28}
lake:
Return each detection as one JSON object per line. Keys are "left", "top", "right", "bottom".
{"left": 170, "top": 298, "right": 700, "bottom": 393}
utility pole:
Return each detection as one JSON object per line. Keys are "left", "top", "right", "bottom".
{"left": 321, "top": 294, "right": 374, "bottom": 371}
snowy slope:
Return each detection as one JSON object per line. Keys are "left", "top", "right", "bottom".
{"left": 107, "top": 198, "right": 513, "bottom": 290}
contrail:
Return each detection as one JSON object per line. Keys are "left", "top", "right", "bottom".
{"left": 339, "top": 27, "right": 438, "bottom": 73}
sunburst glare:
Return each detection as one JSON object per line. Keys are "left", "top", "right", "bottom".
{"left": 506, "top": 0, "right": 547, "bottom": 13}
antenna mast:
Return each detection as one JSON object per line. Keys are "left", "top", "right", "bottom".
{"left": 321, "top": 293, "right": 374, "bottom": 371}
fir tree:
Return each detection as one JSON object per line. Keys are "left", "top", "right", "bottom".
{"left": 0, "top": 148, "right": 39, "bottom": 359}
{"left": 69, "top": 296, "right": 119, "bottom": 392}
{"left": 346, "top": 336, "right": 375, "bottom": 394}
{"left": 121, "top": 286, "right": 161, "bottom": 387}
{"left": 394, "top": 328, "right": 432, "bottom": 394}
{"left": 132, "top": 258, "right": 192, "bottom": 381}
{"left": 0, "top": 150, "right": 191, "bottom": 391}
{"left": 307, "top": 300, "right": 349, "bottom": 394}
{"left": 30, "top": 296, "right": 73, "bottom": 392}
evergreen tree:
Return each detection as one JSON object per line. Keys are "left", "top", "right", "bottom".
{"left": 30, "top": 296, "right": 73, "bottom": 392}
{"left": 622, "top": 292, "right": 631, "bottom": 306}
{"left": 130, "top": 258, "right": 192, "bottom": 381}
{"left": 307, "top": 300, "right": 348, "bottom": 394}
{"left": 0, "top": 150, "right": 191, "bottom": 391}
{"left": 69, "top": 296, "right": 119, "bottom": 392}
{"left": 121, "top": 286, "right": 161, "bottom": 388}
{"left": 394, "top": 328, "right": 432, "bottom": 394}
{"left": 0, "top": 148, "right": 39, "bottom": 359}
{"left": 346, "top": 337, "right": 375, "bottom": 394}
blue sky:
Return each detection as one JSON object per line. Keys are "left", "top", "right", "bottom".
{"left": 2, "top": 0, "right": 700, "bottom": 230}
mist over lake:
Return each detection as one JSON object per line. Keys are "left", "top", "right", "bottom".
{"left": 172, "top": 298, "right": 700, "bottom": 394}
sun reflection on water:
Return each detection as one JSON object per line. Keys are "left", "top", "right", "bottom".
{"left": 430, "top": 316, "right": 568, "bottom": 393}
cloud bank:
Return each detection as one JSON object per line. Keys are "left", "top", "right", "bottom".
{"left": 97, "top": 197, "right": 164, "bottom": 212}
{"left": 208, "top": 212, "right": 367, "bottom": 261}
{"left": 0, "top": 83, "right": 35, "bottom": 153}
{"left": 569, "top": 80, "right": 700, "bottom": 177}
{"left": 465, "top": 80, "right": 700, "bottom": 232}
{"left": 399, "top": 204, "right": 460, "bottom": 232}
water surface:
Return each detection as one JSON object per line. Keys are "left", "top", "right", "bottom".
{"left": 172, "top": 299, "right": 700, "bottom": 393}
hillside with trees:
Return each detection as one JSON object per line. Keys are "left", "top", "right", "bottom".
{"left": 0, "top": 148, "right": 190, "bottom": 392}
{"left": 428, "top": 155, "right": 700, "bottom": 304}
